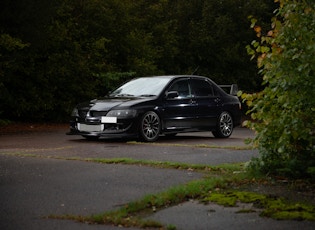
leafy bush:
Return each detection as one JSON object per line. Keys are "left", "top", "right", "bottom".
{"left": 242, "top": 0, "right": 315, "bottom": 178}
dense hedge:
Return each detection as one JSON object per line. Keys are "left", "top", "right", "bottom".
{"left": 0, "top": 0, "right": 275, "bottom": 121}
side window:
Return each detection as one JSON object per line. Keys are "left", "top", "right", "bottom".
{"left": 190, "top": 79, "right": 214, "bottom": 97}
{"left": 168, "top": 80, "right": 190, "bottom": 98}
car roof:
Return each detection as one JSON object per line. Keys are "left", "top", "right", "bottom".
{"left": 143, "top": 75, "right": 228, "bottom": 95}
{"left": 143, "top": 75, "right": 209, "bottom": 80}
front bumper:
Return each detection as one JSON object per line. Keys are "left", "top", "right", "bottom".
{"left": 66, "top": 118, "right": 139, "bottom": 139}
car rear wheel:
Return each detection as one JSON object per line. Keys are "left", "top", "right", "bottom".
{"left": 212, "top": 111, "right": 233, "bottom": 138}
{"left": 139, "top": 111, "right": 161, "bottom": 142}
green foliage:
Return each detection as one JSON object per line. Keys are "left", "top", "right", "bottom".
{"left": 177, "top": 0, "right": 274, "bottom": 87}
{"left": 0, "top": 34, "right": 31, "bottom": 118}
{"left": 0, "top": 0, "right": 276, "bottom": 121}
{"left": 242, "top": 0, "right": 315, "bottom": 178}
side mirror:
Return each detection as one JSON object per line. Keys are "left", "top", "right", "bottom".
{"left": 166, "top": 91, "right": 179, "bottom": 99}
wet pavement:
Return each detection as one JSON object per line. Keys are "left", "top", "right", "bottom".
{"left": 0, "top": 126, "right": 314, "bottom": 229}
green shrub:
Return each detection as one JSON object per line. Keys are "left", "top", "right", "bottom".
{"left": 242, "top": 0, "right": 315, "bottom": 178}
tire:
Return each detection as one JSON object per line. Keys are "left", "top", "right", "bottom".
{"left": 212, "top": 111, "right": 233, "bottom": 138}
{"left": 139, "top": 111, "right": 161, "bottom": 142}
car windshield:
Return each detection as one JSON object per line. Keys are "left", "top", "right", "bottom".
{"left": 110, "top": 77, "right": 171, "bottom": 97}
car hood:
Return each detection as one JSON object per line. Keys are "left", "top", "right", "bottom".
{"left": 77, "top": 96, "right": 155, "bottom": 111}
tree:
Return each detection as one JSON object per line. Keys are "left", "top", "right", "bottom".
{"left": 242, "top": 0, "right": 315, "bottom": 178}
{"left": 0, "top": 0, "right": 276, "bottom": 122}
{"left": 187, "top": 0, "right": 259, "bottom": 84}
{"left": 0, "top": 34, "right": 29, "bottom": 118}
{"left": 46, "top": 0, "right": 158, "bottom": 113}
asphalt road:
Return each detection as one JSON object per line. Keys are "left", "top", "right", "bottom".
{"left": 0, "top": 127, "right": 257, "bottom": 165}
{"left": 0, "top": 127, "right": 314, "bottom": 229}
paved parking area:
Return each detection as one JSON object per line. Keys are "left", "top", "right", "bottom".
{"left": 1, "top": 126, "right": 313, "bottom": 229}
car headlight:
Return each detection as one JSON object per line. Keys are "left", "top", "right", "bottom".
{"left": 71, "top": 108, "right": 79, "bottom": 116}
{"left": 106, "top": 109, "right": 137, "bottom": 118}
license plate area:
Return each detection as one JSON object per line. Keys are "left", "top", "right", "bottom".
{"left": 101, "top": 116, "right": 117, "bottom": 123}
{"left": 78, "top": 124, "right": 104, "bottom": 132}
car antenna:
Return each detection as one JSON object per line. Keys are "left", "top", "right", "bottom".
{"left": 190, "top": 66, "right": 199, "bottom": 75}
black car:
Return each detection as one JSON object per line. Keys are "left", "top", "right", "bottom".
{"left": 67, "top": 75, "right": 241, "bottom": 142}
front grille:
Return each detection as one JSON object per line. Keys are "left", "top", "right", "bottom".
{"left": 90, "top": 111, "right": 107, "bottom": 117}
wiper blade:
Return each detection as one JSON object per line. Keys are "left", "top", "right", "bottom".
{"left": 139, "top": 94, "right": 156, "bottom": 97}
{"left": 113, "top": 94, "right": 135, "bottom": 97}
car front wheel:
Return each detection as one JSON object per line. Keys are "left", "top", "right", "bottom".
{"left": 139, "top": 111, "right": 161, "bottom": 142}
{"left": 212, "top": 111, "right": 233, "bottom": 138}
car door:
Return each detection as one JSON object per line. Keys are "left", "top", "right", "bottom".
{"left": 189, "top": 78, "right": 220, "bottom": 128}
{"left": 162, "top": 79, "right": 197, "bottom": 130}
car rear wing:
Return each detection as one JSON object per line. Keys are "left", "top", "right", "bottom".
{"left": 219, "top": 84, "right": 239, "bottom": 96}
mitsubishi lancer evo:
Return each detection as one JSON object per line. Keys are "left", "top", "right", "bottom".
{"left": 67, "top": 75, "right": 241, "bottom": 142}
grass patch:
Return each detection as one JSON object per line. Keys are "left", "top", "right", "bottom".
{"left": 3, "top": 152, "right": 314, "bottom": 228}
{"left": 87, "top": 157, "right": 244, "bottom": 174}
{"left": 0, "top": 152, "right": 244, "bottom": 174}
{"left": 127, "top": 141, "right": 253, "bottom": 150}
{"left": 53, "top": 177, "right": 229, "bottom": 228}
{"left": 50, "top": 171, "right": 315, "bottom": 228}
{"left": 203, "top": 191, "right": 266, "bottom": 206}
{"left": 203, "top": 190, "right": 315, "bottom": 221}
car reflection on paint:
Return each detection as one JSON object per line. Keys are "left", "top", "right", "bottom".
{"left": 67, "top": 75, "right": 241, "bottom": 142}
